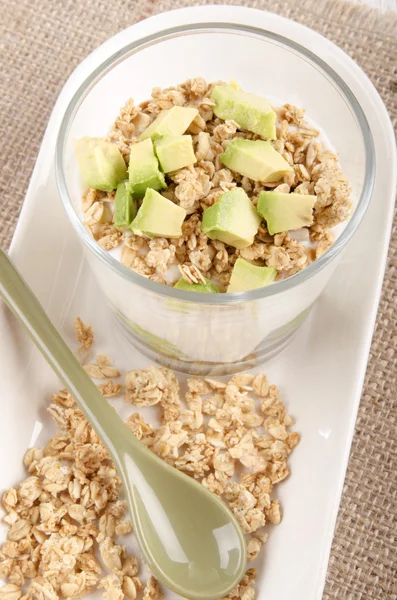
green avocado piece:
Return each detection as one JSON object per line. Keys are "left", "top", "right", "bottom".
{"left": 113, "top": 181, "right": 137, "bottom": 229}
{"left": 131, "top": 188, "right": 186, "bottom": 237}
{"left": 201, "top": 187, "right": 261, "bottom": 250}
{"left": 75, "top": 137, "right": 127, "bottom": 192}
{"left": 221, "top": 139, "right": 293, "bottom": 183}
{"left": 128, "top": 138, "right": 166, "bottom": 198}
{"left": 227, "top": 258, "right": 277, "bottom": 292}
{"left": 211, "top": 85, "right": 276, "bottom": 139}
{"left": 155, "top": 135, "right": 196, "bottom": 173}
{"left": 257, "top": 191, "right": 316, "bottom": 235}
{"left": 174, "top": 278, "right": 220, "bottom": 293}
{"left": 140, "top": 106, "right": 199, "bottom": 141}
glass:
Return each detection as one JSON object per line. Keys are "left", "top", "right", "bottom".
{"left": 56, "top": 24, "right": 375, "bottom": 375}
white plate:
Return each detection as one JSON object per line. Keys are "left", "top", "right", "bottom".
{"left": 0, "top": 6, "right": 396, "bottom": 600}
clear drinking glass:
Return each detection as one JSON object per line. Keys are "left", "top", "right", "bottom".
{"left": 56, "top": 24, "right": 375, "bottom": 375}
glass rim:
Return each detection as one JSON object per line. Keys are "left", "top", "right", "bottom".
{"left": 55, "top": 22, "right": 376, "bottom": 305}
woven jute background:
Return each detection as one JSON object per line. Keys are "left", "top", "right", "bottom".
{"left": 0, "top": 0, "right": 396, "bottom": 597}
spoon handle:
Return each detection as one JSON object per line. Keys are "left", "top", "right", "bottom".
{"left": 0, "top": 249, "right": 130, "bottom": 465}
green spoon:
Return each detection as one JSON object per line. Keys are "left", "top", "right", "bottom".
{"left": 0, "top": 249, "right": 247, "bottom": 600}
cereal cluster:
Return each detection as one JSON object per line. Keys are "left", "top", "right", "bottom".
{"left": 0, "top": 319, "right": 299, "bottom": 600}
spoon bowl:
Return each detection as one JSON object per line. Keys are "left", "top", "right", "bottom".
{"left": 119, "top": 432, "right": 246, "bottom": 599}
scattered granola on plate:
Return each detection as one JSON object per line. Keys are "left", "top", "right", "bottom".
{"left": 0, "top": 321, "right": 299, "bottom": 600}
{"left": 75, "top": 78, "right": 352, "bottom": 293}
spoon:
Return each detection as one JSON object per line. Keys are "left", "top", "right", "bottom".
{"left": 0, "top": 250, "right": 247, "bottom": 600}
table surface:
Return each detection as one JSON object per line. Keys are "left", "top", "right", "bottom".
{"left": 0, "top": 0, "right": 396, "bottom": 599}
{"left": 361, "top": 0, "right": 396, "bottom": 9}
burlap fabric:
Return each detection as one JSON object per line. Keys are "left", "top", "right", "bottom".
{"left": 0, "top": 0, "right": 396, "bottom": 597}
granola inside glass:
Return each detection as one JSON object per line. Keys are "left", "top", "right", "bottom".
{"left": 77, "top": 78, "right": 352, "bottom": 293}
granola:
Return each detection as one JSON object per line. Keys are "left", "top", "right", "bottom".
{"left": 74, "top": 318, "right": 94, "bottom": 365}
{"left": 79, "top": 78, "right": 352, "bottom": 292}
{"left": 0, "top": 321, "right": 299, "bottom": 600}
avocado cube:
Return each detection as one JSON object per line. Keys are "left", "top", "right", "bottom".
{"left": 174, "top": 278, "right": 220, "bottom": 293}
{"left": 227, "top": 258, "right": 276, "bottom": 292}
{"left": 139, "top": 106, "right": 199, "bottom": 141}
{"left": 201, "top": 187, "right": 261, "bottom": 250}
{"left": 211, "top": 85, "right": 276, "bottom": 139}
{"left": 128, "top": 138, "right": 166, "bottom": 198}
{"left": 113, "top": 180, "right": 137, "bottom": 229}
{"left": 221, "top": 139, "right": 293, "bottom": 183}
{"left": 257, "top": 191, "right": 316, "bottom": 235}
{"left": 155, "top": 135, "right": 196, "bottom": 173}
{"left": 131, "top": 188, "right": 186, "bottom": 238}
{"left": 75, "top": 137, "right": 127, "bottom": 192}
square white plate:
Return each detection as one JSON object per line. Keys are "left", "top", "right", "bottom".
{"left": 1, "top": 6, "right": 396, "bottom": 600}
